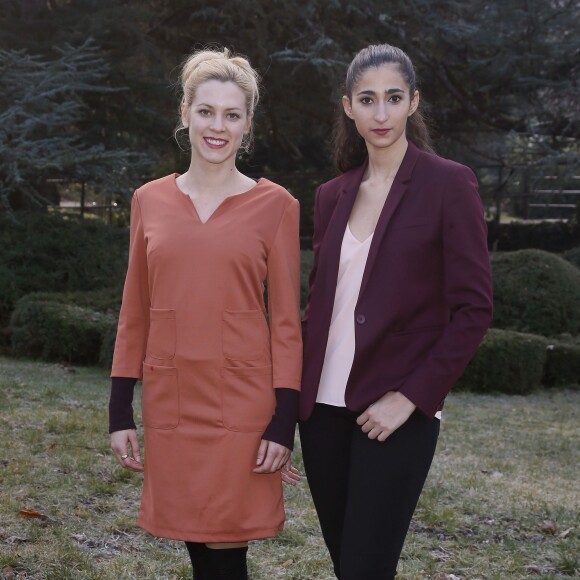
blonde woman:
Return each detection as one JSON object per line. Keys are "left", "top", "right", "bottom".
{"left": 108, "top": 47, "right": 302, "bottom": 579}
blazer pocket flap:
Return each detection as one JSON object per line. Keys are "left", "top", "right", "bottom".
{"left": 392, "top": 222, "right": 429, "bottom": 230}
{"left": 391, "top": 324, "right": 446, "bottom": 336}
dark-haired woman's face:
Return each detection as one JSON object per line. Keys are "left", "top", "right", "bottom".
{"left": 343, "top": 63, "right": 418, "bottom": 152}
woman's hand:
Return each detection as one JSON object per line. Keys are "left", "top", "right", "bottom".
{"left": 253, "top": 440, "right": 290, "bottom": 475}
{"left": 281, "top": 459, "right": 301, "bottom": 486}
{"left": 356, "top": 391, "right": 416, "bottom": 441}
{"left": 110, "top": 429, "right": 144, "bottom": 472}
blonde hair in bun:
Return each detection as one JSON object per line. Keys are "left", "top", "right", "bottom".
{"left": 177, "top": 47, "right": 260, "bottom": 153}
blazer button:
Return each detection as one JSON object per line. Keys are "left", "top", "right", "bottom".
{"left": 356, "top": 314, "right": 366, "bottom": 325}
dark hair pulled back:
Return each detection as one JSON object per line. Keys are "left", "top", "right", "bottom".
{"left": 333, "top": 44, "right": 434, "bottom": 173}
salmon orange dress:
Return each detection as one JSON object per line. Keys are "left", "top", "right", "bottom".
{"left": 111, "top": 174, "right": 302, "bottom": 542}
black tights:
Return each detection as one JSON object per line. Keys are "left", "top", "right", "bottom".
{"left": 299, "top": 403, "right": 440, "bottom": 579}
{"left": 185, "top": 542, "right": 248, "bottom": 580}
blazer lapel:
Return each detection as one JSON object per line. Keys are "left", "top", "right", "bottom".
{"left": 317, "top": 160, "right": 368, "bottom": 297}
{"left": 358, "top": 143, "right": 422, "bottom": 298}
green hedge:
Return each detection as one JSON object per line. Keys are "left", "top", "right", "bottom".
{"left": 456, "top": 329, "right": 548, "bottom": 394}
{"left": 0, "top": 212, "right": 128, "bottom": 337}
{"left": 563, "top": 246, "right": 580, "bottom": 270}
{"left": 487, "top": 220, "right": 579, "bottom": 253}
{"left": 543, "top": 341, "right": 580, "bottom": 387}
{"left": 98, "top": 321, "right": 118, "bottom": 369}
{"left": 10, "top": 294, "right": 116, "bottom": 365}
{"left": 14, "top": 289, "right": 123, "bottom": 314}
{"left": 491, "top": 249, "right": 580, "bottom": 336}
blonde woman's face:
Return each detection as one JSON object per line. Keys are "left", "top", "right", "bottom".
{"left": 182, "top": 80, "right": 251, "bottom": 165}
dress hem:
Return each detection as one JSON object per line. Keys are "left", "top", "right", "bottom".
{"left": 137, "top": 517, "right": 285, "bottom": 543}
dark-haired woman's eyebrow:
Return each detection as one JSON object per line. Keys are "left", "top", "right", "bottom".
{"left": 356, "top": 87, "right": 404, "bottom": 96}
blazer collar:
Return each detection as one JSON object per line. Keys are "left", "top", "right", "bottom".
{"left": 358, "top": 141, "right": 422, "bottom": 297}
{"left": 317, "top": 142, "right": 422, "bottom": 310}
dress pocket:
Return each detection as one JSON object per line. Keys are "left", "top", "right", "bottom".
{"left": 221, "top": 365, "right": 275, "bottom": 432}
{"left": 222, "top": 309, "right": 268, "bottom": 361}
{"left": 147, "top": 308, "right": 176, "bottom": 360}
{"left": 142, "top": 363, "right": 179, "bottom": 429}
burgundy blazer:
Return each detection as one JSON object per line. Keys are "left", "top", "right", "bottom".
{"left": 300, "top": 142, "right": 493, "bottom": 421}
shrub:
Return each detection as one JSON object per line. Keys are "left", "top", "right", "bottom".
{"left": 563, "top": 246, "right": 580, "bottom": 270}
{"left": 487, "top": 220, "right": 579, "bottom": 253}
{"left": 491, "top": 249, "right": 580, "bottom": 336}
{"left": 99, "top": 321, "right": 118, "bottom": 369}
{"left": 10, "top": 294, "right": 115, "bottom": 365}
{"left": 17, "top": 288, "right": 122, "bottom": 314}
{"left": 0, "top": 212, "right": 128, "bottom": 329}
{"left": 456, "top": 328, "right": 548, "bottom": 394}
{"left": 0, "top": 264, "right": 18, "bottom": 345}
{"left": 543, "top": 341, "right": 580, "bottom": 387}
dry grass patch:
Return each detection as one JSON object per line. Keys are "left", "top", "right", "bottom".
{"left": 0, "top": 357, "right": 577, "bottom": 579}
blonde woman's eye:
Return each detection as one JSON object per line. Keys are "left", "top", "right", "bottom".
{"left": 198, "top": 109, "right": 211, "bottom": 116}
{"left": 227, "top": 113, "right": 241, "bottom": 120}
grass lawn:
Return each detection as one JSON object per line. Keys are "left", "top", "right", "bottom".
{"left": 0, "top": 356, "right": 578, "bottom": 579}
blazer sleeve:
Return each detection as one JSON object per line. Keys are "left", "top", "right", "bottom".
{"left": 266, "top": 198, "right": 303, "bottom": 390}
{"left": 110, "top": 192, "right": 151, "bottom": 379}
{"left": 398, "top": 165, "right": 493, "bottom": 417}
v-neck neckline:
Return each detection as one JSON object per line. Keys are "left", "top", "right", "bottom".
{"left": 346, "top": 222, "right": 374, "bottom": 245}
{"left": 172, "top": 173, "right": 265, "bottom": 225}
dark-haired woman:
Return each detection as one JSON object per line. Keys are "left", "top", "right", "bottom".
{"left": 299, "top": 44, "right": 493, "bottom": 579}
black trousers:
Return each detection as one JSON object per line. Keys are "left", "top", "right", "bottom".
{"left": 299, "top": 403, "right": 440, "bottom": 580}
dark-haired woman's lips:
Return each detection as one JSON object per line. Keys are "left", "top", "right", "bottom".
{"left": 372, "top": 129, "right": 391, "bottom": 136}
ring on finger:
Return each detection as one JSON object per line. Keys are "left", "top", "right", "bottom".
{"left": 121, "top": 454, "right": 128, "bottom": 460}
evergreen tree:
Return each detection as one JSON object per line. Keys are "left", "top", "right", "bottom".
{"left": 0, "top": 39, "right": 147, "bottom": 212}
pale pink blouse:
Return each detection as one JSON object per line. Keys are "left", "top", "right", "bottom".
{"left": 316, "top": 223, "right": 373, "bottom": 406}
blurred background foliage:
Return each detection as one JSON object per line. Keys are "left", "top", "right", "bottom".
{"left": 0, "top": 0, "right": 578, "bottom": 216}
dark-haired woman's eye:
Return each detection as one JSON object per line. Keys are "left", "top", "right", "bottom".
{"left": 360, "top": 97, "right": 373, "bottom": 105}
{"left": 389, "top": 95, "right": 403, "bottom": 103}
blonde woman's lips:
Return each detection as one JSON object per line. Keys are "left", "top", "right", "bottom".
{"left": 204, "top": 137, "right": 228, "bottom": 149}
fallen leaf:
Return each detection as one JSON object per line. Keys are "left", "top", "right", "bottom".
{"left": 5, "top": 536, "right": 27, "bottom": 545}
{"left": 559, "top": 527, "right": 573, "bottom": 538}
{"left": 48, "top": 442, "right": 57, "bottom": 450}
{"left": 524, "top": 564, "right": 544, "bottom": 574}
{"left": 540, "top": 520, "right": 557, "bottom": 534}
{"left": 1, "top": 566, "right": 15, "bottom": 579}
{"left": 19, "top": 508, "right": 48, "bottom": 521}
{"left": 281, "top": 559, "right": 293, "bottom": 568}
